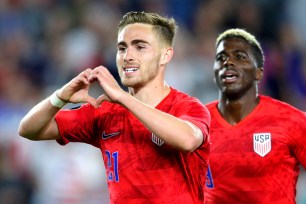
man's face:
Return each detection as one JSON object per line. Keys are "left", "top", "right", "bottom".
{"left": 116, "top": 23, "right": 163, "bottom": 88}
{"left": 213, "top": 37, "right": 262, "bottom": 99}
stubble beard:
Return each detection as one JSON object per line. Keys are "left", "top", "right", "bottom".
{"left": 121, "top": 76, "right": 139, "bottom": 87}
{"left": 221, "top": 80, "right": 255, "bottom": 100}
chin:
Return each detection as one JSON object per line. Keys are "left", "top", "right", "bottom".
{"left": 121, "top": 80, "right": 138, "bottom": 88}
{"left": 223, "top": 88, "right": 246, "bottom": 100}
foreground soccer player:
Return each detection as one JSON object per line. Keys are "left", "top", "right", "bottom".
{"left": 204, "top": 28, "right": 306, "bottom": 204}
{"left": 18, "top": 12, "right": 211, "bottom": 203}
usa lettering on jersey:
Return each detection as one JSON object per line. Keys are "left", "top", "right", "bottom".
{"left": 253, "top": 133, "right": 271, "bottom": 157}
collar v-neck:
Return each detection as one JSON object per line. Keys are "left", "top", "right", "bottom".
{"left": 212, "top": 96, "right": 262, "bottom": 128}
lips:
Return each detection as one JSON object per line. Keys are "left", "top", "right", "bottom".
{"left": 122, "top": 64, "right": 140, "bottom": 75}
{"left": 124, "top": 67, "right": 139, "bottom": 73}
{"left": 220, "top": 70, "right": 239, "bottom": 83}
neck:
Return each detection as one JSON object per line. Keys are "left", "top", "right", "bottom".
{"left": 218, "top": 91, "right": 260, "bottom": 125}
{"left": 128, "top": 81, "right": 171, "bottom": 107}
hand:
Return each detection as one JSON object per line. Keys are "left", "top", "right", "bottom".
{"left": 89, "top": 66, "right": 125, "bottom": 106}
{"left": 57, "top": 68, "right": 99, "bottom": 107}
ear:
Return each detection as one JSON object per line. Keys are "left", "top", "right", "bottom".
{"left": 256, "top": 67, "right": 264, "bottom": 81}
{"left": 160, "top": 47, "right": 174, "bottom": 66}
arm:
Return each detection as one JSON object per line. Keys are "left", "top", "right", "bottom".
{"left": 120, "top": 93, "right": 205, "bottom": 152}
{"left": 18, "top": 96, "right": 63, "bottom": 140}
{"left": 91, "top": 66, "right": 206, "bottom": 152}
{"left": 18, "top": 69, "right": 97, "bottom": 141}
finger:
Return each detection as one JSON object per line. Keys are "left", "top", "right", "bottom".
{"left": 85, "top": 95, "right": 99, "bottom": 108}
{"left": 89, "top": 67, "right": 103, "bottom": 82}
{"left": 99, "top": 66, "right": 113, "bottom": 79}
{"left": 92, "top": 66, "right": 109, "bottom": 78}
{"left": 76, "top": 69, "right": 92, "bottom": 85}
{"left": 84, "top": 68, "right": 93, "bottom": 78}
{"left": 88, "top": 74, "right": 97, "bottom": 83}
{"left": 96, "top": 94, "right": 108, "bottom": 106}
{"left": 94, "top": 67, "right": 117, "bottom": 86}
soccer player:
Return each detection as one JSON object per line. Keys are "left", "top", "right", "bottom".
{"left": 18, "top": 11, "right": 211, "bottom": 203}
{"left": 204, "top": 28, "right": 306, "bottom": 204}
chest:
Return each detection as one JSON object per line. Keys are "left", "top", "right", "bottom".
{"left": 209, "top": 117, "right": 297, "bottom": 173}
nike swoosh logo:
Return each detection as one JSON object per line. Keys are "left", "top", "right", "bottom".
{"left": 102, "top": 131, "right": 120, "bottom": 139}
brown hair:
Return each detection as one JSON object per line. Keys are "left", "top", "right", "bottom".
{"left": 118, "top": 11, "right": 178, "bottom": 46}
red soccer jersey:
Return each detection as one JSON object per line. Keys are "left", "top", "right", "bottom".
{"left": 55, "top": 88, "right": 211, "bottom": 204}
{"left": 204, "top": 95, "right": 306, "bottom": 204}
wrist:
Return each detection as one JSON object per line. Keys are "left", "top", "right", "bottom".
{"left": 50, "top": 91, "right": 67, "bottom": 108}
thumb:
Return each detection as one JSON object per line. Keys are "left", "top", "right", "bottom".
{"left": 96, "top": 94, "right": 109, "bottom": 106}
{"left": 85, "top": 95, "right": 99, "bottom": 108}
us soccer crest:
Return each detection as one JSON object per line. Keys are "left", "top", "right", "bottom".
{"left": 151, "top": 133, "right": 164, "bottom": 146}
{"left": 253, "top": 133, "right": 271, "bottom": 157}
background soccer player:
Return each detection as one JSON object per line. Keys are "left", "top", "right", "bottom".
{"left": 204, "top": 28, "right": 306, "bottom": 204}
{"left": 18, "top": 11, "right": 211, "bottom": 203}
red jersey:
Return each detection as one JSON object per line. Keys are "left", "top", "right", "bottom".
{"left": 55, "top": 88, "right": 211, "bottom": 204}
{"left": 204, "top": 95, "right": 306, "bottom": 204}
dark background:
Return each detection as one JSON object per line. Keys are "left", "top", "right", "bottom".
{"left": 0, "top": 0, "right": 305, "bottom": 203}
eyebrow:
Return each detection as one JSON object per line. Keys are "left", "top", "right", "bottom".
{"left": 117, "top": 39, "right": 150, "bottom": 47}
{"left": 216, "top": 49, "right": 248, "bottom": 56}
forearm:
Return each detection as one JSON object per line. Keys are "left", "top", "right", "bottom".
{"left": 119, "top": 93, "right": 203, "bottom": 152}
{"left": 18, "top": 96, "right": 62, "bottom": 140}
{"left": 19, "top": 68, "right": 97, "bottom": 140}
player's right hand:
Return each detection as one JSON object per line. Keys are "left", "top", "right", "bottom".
{"left": 56, "top": 68, "right": 99, "bottom": 108}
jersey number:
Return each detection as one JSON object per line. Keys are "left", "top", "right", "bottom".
{"left": 206, "top": 165, "right": 214, "bottom": 188}
{"left": 105, "top": 150, "right": 119, "bottom": 182}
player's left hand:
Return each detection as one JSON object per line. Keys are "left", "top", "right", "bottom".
{"left": 89, "top": 66, "right": 125, "bottom": 105}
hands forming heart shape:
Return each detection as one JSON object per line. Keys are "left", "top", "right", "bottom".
{"left": 56, "top": 66, "right": 124, "bottom": 108}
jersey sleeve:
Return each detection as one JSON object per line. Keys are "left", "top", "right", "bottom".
{"left": 174, "top": 97, "right": 211, "bottom": 141}
{"left": 54, "top": 104, "right": 98, "bottom": 147}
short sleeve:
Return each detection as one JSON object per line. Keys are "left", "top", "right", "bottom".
{"left": 54, "top": 104, "right": 97, "bottom": 147}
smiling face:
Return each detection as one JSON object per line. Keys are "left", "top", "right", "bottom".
{"left": 116, "top": 23, "right": 167, "bottom": 88}
{"left": 214, "top": 37, "right": 263, "bottom": 99}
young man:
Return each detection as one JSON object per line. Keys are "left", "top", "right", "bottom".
{"left": 18, "top": 12, "right": 211, "bottom": 203}
{"left": 204, "top": 28, "right": 306, "bottom": 204}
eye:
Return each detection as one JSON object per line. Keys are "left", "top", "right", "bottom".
{"left": 236, "top": 53, "right": 247, "bottom": 60}
{"left": 136, "top": 45, "right": 145, "bottom": 50}
{"left": 117, "top": 46, "right": 126, "bottom": 52}
{"left": 216, "top": 54, "right": 227, "bottom": 62}
{"left": 236, "top": 54, "right": 243, "bottom": 60}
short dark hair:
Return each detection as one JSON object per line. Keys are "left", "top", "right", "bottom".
{"left": 216, "top": 28, "right": 265, "bottom": 68}
{"left": 118, "top": 11, "right": 178, "bottom": 46}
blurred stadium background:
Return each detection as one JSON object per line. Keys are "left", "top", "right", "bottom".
{"left": 0, "top": 0, "right": 305, "bottom": 203}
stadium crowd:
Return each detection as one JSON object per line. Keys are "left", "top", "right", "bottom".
{"left": 0, "top": 0, "right": 305, "bottom": 203}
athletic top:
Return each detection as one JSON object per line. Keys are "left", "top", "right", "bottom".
{"left": 205, "top": 95, "right": 306, "bottom": 204}
{"left": 55, "top": 88, "right": 211, "bottom": 204}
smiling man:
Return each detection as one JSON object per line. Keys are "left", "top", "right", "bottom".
{"left": 18, "top": 11, "right": 211, "bottom": 203}
{"left": 204, "top": 28, "right": 306, "bottom": 204}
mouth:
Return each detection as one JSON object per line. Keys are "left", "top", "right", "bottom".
{"left": 220, "top": 70, "right": 239, "bottom": 83}
{"left": 123, "top": 67, "right": 139, "bottom": 73}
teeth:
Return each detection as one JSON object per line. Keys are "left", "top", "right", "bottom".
{"left": 225, "top": 75, "right": 235, "bottom": 79}
{"left": 124, "top": 68, "right": 138, "bottom": 72}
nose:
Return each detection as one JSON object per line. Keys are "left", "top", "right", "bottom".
{"left": 223, "top": 56, "right": 234, "bottom": 67}
{"left": 123, "top": 48, "right": 134, "bottom": 62}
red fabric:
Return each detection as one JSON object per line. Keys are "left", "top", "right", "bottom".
{"left": 55, "top": 88, "right": 211, "bottom": 204}
{"left": 205, "top": 95, "right": 306, "bottom": 204}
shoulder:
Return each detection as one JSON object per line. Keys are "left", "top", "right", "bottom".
{"left": 205, "top": 100, "right": 218, "bottom": 111}
{"left": 260, "top": 95, "right": 304, "bottom": 114}
{"left": 167, "top": 88, "right": 210, "bottom": 116}
{"left": 259, "top": 95, "right": 306, "bottom": 123}
{"left": 169, "top": 87, "right": 204, "bottom": 106}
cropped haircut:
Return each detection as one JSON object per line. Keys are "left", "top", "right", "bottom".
{"left": 216, "top": 28, "right": 265, "bottom": 68}
{"left": 118, "top": 11, "right": 178, "bottom": 46}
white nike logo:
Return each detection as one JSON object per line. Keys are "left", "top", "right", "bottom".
{"left": 102, "top": 131, "right": 120, "bottom": 139}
